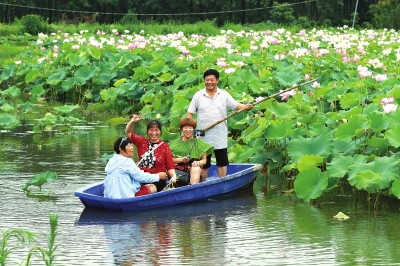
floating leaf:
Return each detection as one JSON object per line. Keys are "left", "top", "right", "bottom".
{"left": 333, "top": 212, "right": 350, "bottom": 220}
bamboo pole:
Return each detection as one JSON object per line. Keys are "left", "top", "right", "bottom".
{"left": 202, "top": 78, "right": 318, "bottom": 131}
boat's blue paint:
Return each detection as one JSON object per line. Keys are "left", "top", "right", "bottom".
{"left": 74, "top": 163, "right": 261, "bottom": 211}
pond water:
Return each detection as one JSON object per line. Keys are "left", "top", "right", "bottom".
{"left": 1, "top": 120, "right": 400, "bottom": 265}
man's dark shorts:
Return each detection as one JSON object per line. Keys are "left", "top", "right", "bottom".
{"left": 203, "top": 148, "right": 229, "bottom": 169}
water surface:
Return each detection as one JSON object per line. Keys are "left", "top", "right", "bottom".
{"left": 1, "top": 122, "right": 400, "bottom": 265}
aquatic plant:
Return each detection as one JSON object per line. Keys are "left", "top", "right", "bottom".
{"left": 0, "top": 229, "right": 36, "bottom": 266}
{"left": 22, "top": 171, "right": 58, "bottom": 193}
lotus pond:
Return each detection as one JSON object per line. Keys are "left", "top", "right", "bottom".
{"left": 1, "top": 120, "right": 400, "bottom": 265}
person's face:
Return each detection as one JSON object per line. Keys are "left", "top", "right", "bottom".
{"left": 120, "top": 143, "right": 134, "bottom": 158}
{"left": 182, "top": 126, "right": 194, "bottom": 139}
{"left": 204, "top": 74, "right": 219, "bottom": 91}
{"left": 147, "top": 125, "right": 161, "bottom": 142}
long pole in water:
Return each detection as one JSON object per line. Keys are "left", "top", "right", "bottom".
{"left": 202, "top": 78, "right": 318, "bottom": 131}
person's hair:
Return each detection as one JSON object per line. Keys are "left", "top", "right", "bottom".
{"left": 147, "top": 120, "right": 162, "bottom": 135}
{"left": 179, "top": 118, "right": 197, "bottom": 130}
{"left": 114, "top": 137, "right": 131, "bottom": 153}
{"left": 203, "top": 69, "right": 219, "bottom": 80}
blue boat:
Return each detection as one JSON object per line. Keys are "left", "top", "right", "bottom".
{"left": 74, "top": 163, "right": 261, "bottom": 211}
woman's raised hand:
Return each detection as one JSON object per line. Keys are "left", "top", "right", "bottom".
{"left": 131, "top": 114, "right": 142, "bottom": 123}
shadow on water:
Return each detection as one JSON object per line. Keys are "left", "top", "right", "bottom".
{"left": 75, "top": 188, "right": 258, "bottom": 226}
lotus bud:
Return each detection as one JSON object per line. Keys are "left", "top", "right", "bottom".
{"left": 342, "top": 118, "right": 348, "bottom": 123}
{"left": 337, "top": 95, "right": 342, "bottom": 99}
{"left": 156, "top": 114, "right": 161, "bottom": 119}
{"left": 296, "top": 122, "right": 302, "bottom": 127}
{"left": 308, "top": 90, "right": 314, "bottom": 97}
{"left": 254, "top": 114, "right": 259, "bottom": 118}
{"left": 330, "top": 101, "right": 335, "bottom": 108}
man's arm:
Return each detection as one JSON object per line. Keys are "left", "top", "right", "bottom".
{"left": 236, "top": 103, "right": 253, "bottom": 111}
{"left": 186, "top": 112, "right": 194, "bottom": 119}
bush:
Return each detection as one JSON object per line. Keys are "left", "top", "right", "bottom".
{"left": 19, "top": 14, "right": 48, "bottom": 35}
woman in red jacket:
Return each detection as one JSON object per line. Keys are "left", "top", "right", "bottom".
{"left": 125, "top": 115, "right": 177, "bottom": 191}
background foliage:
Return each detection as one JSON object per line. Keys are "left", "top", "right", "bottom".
{"left": 0, "top": 0, "right": 399, "bottom": 30}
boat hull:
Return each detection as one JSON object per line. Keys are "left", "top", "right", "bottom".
{"left": 74, "top": 163, "right": 261, "bottom": 211}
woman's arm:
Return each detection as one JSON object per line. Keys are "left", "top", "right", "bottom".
{"left": 125, "top": 114, "right": 142, "bottom": 136}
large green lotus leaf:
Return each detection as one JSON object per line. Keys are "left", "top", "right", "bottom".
{"left": 265, "top": 101, "right": 299, "bottom": 120}
{"left": 385, "top": 126, "right": 400, "bottom": 148}
{"left": 0, "top": 85, "right": 21, "bottom": 98}
{"left": 113, "top": 78, "right": 127, "bottom": 87}
{"left": 307, "top": 123, "right": 331, "bottom": 137}
{"left": 287, "top": 134, "right": 333, "bottom": 162}
{"left": 18, "top": 101, "right": 32, "bottom": 113}
{"left": 294, "top": 167, "right": 328, "bottom": 202}
{"left": 313, "top": 87, "right": 329, "bottom": 99}
{"left": 173, "top": 72, "right": 197, "bottom": 87}
{"left": 100, "top": 87, "right": 118, "bottom": 102}
{"left": 1, "top": 103, "right": 14, "bottom": 112}
{"left": 274, "top": 68, "right": 303, "bottom": 87}
{"left": 105, "top": 117, "right": 128, "bottom": 126}
{"left": 235, "top": 69, "right": 258, "bottom": 84}
{"left": 0, "top": 64, "right": 15, "bottom": 81}
{"left": 249, "top": 79, "right": 273, "bottom": 94}
{"left": 264, "top": 119, "right": 293, "bottom": 140}
{"left": 230, "top": 83, "right": 248, "bottom": 93}
{"left": 326, "top": 85, "right": 349, "bottom": 102}
{"left": 30, "top": 85, "right": 46, "bottom": 97}
{"left": 61, "top": 77, "right": 75, "bottom": 93}
{"left": 351, "top": 170, "right": 383, "bottom": 192}
{"left": 326, "top": 154, "right": 358, "bottom": 178}
{"left": 171, "top": 99, "right": 190, "bottom": 112}
{"left": 335, "top": 115, "right": 370, "bottom": 142}
{"left": 47, "top": 71, "right": 66, "bottom": 85}
{"left": 339, "top": 92, "right": 360, "bottom": 108}
{"left": 390, "top": 179, "right": 400, "bottom": 199}
{"left": 54, "top": 104, "right": 79, "bottom": 114}
{"left": 159, "top": 72, "right": 175, "bottom": 82}
{"left": 68, "top": 54, "right": 89, "bottom": 66}
{"left": 114, "top": 55, "right": 132, "bottom": 69}
{"left": 368, "top": 111, "right": 389, "bottom": 133}
{"left": 141, "top": 91, "right": 155, "bottom": 104}
{"left": 297, "top": 155, "right": 324, "bottom": 172}
{"left": 98, "top": 72, "right": 117, "bottom": 84}
{"left": 348, "top": 156, "right": 399, "bottom": 190}
{"left": 25, "top": 69, "right": 40, "bottom": 84}
{"left": 145, "top": 61, "right": 169, "bottom": 76}
{"left": 387, "top": 109, "right": 400, "bottom": 127}
{"left": 74, "top": 65, "right": 97, "bottom": 84}
{"left": 0, "top": 113, "right": 21, "bottom": 129}
{"left": 84, "top": 45, "right": 101, "bottom": 60}
{"left": 366, "top": 136, "right": 388, "bottom": 149}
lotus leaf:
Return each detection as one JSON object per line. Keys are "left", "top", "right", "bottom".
{"left": 0, "top": 113, "right": 21, "bottom": 129}
{"left": 0, "top": 64, "right": 15, "bottom": 80}
{"left": 264, "top": 119, "right": 293, "bottom": 140}
{"left": 348, "top": 156, "right": 399, "bottom": 191}
{"left": 390, "top": 179, "right": 400, "bottom": 199}
{"left": 385, "top": 126, "right": 400, "bottom": 148}
{"left": 22, "top": 171, "right": 58, "bottom": 191}
{"left": 294, "top": 167, "right": 328, "bottom": 202}
{"left": 54, "top": 104, "right": 79, "bottom": 114}
{"left": 333, "top": 212, "right": 350, "bottom": 220}
{"left": 287, "top": 134, "right": 333, "bottom": 162}
{"left": 297, "top": 155, "right": 324, "bottom": 172}
{"left": 68, "top": 54, "right": 89, "bottom": 66}
{"left": 274, "top": 68, "right": 303, "bottom": 87}
{"left": 0, "top": 85, "right": 21, "bottom": 98}
{"left": 335, "top": 115, "right": 370, "bottom": 142}
{"left": 25, "top": 69, "right": 40, "bottom": 84}
{"left": 74, "top": 65, "right": 97, "bottom": 85}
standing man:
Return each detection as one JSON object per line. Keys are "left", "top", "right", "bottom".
{"left": 187, "top": 69, "right": 253, "bottom": 178}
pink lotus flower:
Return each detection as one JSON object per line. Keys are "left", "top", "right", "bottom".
{"left": 380, "top": 97, "right": 394, "bottom": 106}
{"left": 382, "top": 104, "right": 398, "bottom": 113}
{"left": 374, "top": 73, "right": 387, "bottom": 82}
{"left": 304, "top": 73, "right": 310, "bottom": 80}
{"left": 280, "top": 89, "right": 297, "bottom": 101}
{"left": 311, "top": 81, "right": 320, "bottom": 88}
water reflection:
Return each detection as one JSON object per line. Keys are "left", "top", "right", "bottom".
{"left": 76, "top": 191, "right": 256, "bottom": 265}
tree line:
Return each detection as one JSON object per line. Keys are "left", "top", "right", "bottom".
{"left": 0, "top": 0, "right": 399, "bottom": 29}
